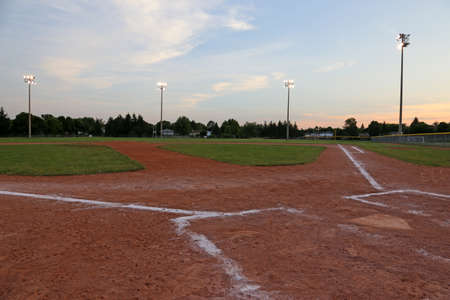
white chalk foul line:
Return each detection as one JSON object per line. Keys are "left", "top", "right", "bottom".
{"left": 0, "top": 190, "right": 307, "bottom": 299}
{"left": 351, "top": 146, "right": 365, "bottom": 153}
{"left": 0, "top": 190, "right": 211, "bottom": 215}
{"left": 338, "top": 144, "right": 383, "bottom": 191}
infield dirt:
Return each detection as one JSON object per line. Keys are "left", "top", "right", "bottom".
{"left": 1, "top": 141, "right": 449, "bottom": 299}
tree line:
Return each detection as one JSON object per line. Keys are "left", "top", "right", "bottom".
{"left": 0, "top": 107, "right": 448, "bottom": 138}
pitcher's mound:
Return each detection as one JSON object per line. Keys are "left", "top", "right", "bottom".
{"left": 351, "top": 214, "right": 412, "bottom": 230}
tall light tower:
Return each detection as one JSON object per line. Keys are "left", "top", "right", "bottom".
{"left": 23, "top": 75, "right": 36, "bottom": 138}
{"left": 284, "top": 79, "right": 294, "bottom": 140}
{"left": 157, "top": 82, "right": 167, "bottom": 138}
{"left": 396, "top": 33, "right": 410, "bottom": 134}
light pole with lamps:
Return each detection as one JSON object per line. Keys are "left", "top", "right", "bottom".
{"left": 284, "top": 79, "right": 294, "bottom": 140}
{"left": 396, "top": 33, "right": 410, "bottom": 134}
{"left": 23, "top": 74, "right": 36, "bottom": 138}
{"left": 157, "top": 82, "right": 167, "bottom": 138}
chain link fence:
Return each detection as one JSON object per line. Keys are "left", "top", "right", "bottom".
{"left": 372, "top": 132, "right": 450, "bottom": 145}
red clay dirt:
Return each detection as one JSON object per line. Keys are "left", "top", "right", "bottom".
{"left": 0, "top": 141, "right": 449, "bottom": 299}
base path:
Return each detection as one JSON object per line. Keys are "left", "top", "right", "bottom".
{"left": 0, "top": 141, "right": 449, "bottom": 299}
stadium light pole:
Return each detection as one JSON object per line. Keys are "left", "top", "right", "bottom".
{"left": 23, "top": 75, "right": 36, "bottom": 138}
{"left": 284, "top": 80, "right": 294, "bottom": 140}
{"left": 157, "top": 82, "right": 167, "bottom": 138}
{"left": 396, "top": 33, "right": 410, "bottom": 135}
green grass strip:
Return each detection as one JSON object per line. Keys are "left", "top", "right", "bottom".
{"left": 356, "top": 142, "right": 450, "bottom": 167}
{"left": 0, "top": 144, "right": 143, "bottom": 176}
{"left": 161, "top": 143, "right": 325, "bottom": 166}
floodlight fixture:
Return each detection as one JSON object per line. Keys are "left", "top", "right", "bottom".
{"left": 396, "top": 33, "right": 411, "bottom": 134}
{"left": 24, "top": 74, "right": 36, "bottom": 85}
{"left": 284, "top": 79, "right": 294, "bottom": 88}
{"left": 157, "top": 81, "right": 167, "bottom": 138}
{"left": 23, "top": 74, "right": 36, "bottom": 138}
{"left": 396, "top": 33, "right": 410, "bottom": 48}
{"left": 283, "top": 79, "right": 294, "bottom": 140}
{"left": 157, "top": 81, "right": 167, "bottom": 90}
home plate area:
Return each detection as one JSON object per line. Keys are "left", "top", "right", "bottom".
{"left": 190, "top": 208, "right": 450, "bottom": 299}
{"left": 345, "top": 189, "right": 450, "bottom": 223}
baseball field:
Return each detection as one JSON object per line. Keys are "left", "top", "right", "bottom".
{"left": 0, "top": 139, "right": 449, "bottom": 299}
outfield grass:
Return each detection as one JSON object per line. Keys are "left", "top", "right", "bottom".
{"left": 161, "top": 143, "right": 325, "bottom": 166}
{"left": 0, "top": 144, "right": 143, "bottom": 176}
{"left": 356, "top": 142, "right": 450, "bottom": 167}
{"left": 2, "top": 137, "right": 448, "bottom": 167}
{"left": 0, "top": 137, "right": 138, "bottom": 143}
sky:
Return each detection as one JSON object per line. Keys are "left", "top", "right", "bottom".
{"left": 1, "top": 0, "right": 449, "bottom": 128}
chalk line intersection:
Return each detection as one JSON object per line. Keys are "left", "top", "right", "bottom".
{"left": 0, "top": 189, "right": 307, "bottom": 299}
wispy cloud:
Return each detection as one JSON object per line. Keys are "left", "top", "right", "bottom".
{"left": 224, "top": 6, "right": 255, "bottom": 31}
{"left": 181, "top": 93, "right": 215, "bottom": 108}
{"left": 212, "top": 82, "right": 233, "bottom": 92}
{"left": 130, "top": 45, "right": 196, "bottom": 65}
{"left": 314, "top": 61, "right": 356, "bottom": 73}
{"left": 114, "top": 0, "right": 255, "bottom": 65}
{"left": 115, "top": 0, "right": 210, "bottom": 65}
{"left": 34, "top": 0, "right": 256, "bottom": 88}
{"left": 182, "top": 75, "right": 269, "bottom": 108}
{"left": 37, "top": 0, "right": 84, "bottom": 14}
{"left": 212, "top": 75, "right": 268, "bottom": 92}
{"left": 226, "top": 19, "right": 254, "bottom": 31}
{"left": 42, "top": 57, "right": 89, "bottom": 80}
{"left": 271, "top": 72, "right": 285, "bottom": 80}
{"left": 235, "top": 75, "right": 268, "bottom": 91}
{"left": 41, "top": 57, "right": 114, "bottom": 89}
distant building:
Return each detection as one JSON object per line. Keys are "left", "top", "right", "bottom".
{"left": 306, "top": 131, "right": 334, "bottom": 138}
{"left": 189, "top": 130, "right": 202, "bottom": 137}
{"left": 162, "top": 129, "right": 174, "bottom": 136}
{"left": 319, "top": 131, "right": 334, "bottom": 137}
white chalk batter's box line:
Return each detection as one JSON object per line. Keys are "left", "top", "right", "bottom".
{"left": 344, "top": 189, "right": 450, "bottom": 216}
{"left": 338, "top": 144, "right": 450, "bottom": 216}
{"left": 351, "top": 146, "right": 365, "bottom": 153}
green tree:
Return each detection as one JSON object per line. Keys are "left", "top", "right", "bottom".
{"left": 408, "top": 117, "right": 434, "bottom": 134}
{"left": 174, "top": 116, "right": 192, "bottom": 135}
{"left": 368, "top": 121, "right": 381, "bottom": 136}
{"left": 221, "top": 119, "right": 240, "bottom": 138}
{"left": 11, "top": 112, "right": 45, "bottom": 136}
{"left": 436, "top": 122, "right": 450, "bottom": 132}
{"left": 42, "top": 114, "right": 63, "bottom": 136}
{"left": 241, "top": 122, "right": 258, "bottom": 138}
{"left": 206, "top": 121, "right": 220, "bottom": 137}
{"left": 0, "top": 107, "right": 11, "bottom": 136}
{"left": 343, "top": 117, "right": 358, "bottom": 136}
